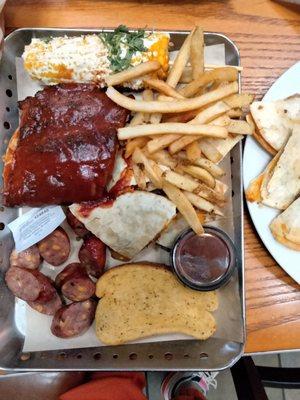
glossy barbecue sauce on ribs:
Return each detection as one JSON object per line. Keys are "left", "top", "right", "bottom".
{"left": 3, "top": 84, "right": 129, "bottom": 206}
{"left": 78, "top": 155, "right": 134, "bottom": 218}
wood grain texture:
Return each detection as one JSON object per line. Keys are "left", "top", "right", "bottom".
{"left": 4, "top": 0, "right": 300, "bottom": 354}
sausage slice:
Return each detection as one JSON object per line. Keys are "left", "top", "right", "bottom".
{"left": 5, "top": 267, "right": 56, "bottom": 302}
{"left": 51, "top": 299, "right": 96, "bottom": 338}
{"left": 55, "top": 263, "right": 95, "bottom": 302}
{"left": 28, "top": 292, "right": 63, "bottom": 315}
{"left": 79, "top": 235, "right": 106, "bottom": 278}
{"left": 66, "top": 209, "right": 89, "bottom": 238}
{"left": 38, "top": 227, "right": 70, "bottom": 266}
{"left": 10, "top": 245, "right": 41, "bottom": 270}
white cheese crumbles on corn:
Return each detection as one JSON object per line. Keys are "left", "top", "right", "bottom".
{"left": 22, "top": 29, "right": 170, "bottom": 89}
{"left": 23, "top": 35, "right": 112, "bottom": 86}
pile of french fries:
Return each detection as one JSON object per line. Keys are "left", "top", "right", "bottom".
{"left": 105, "top": 27, "right": 254, "bottom": 235}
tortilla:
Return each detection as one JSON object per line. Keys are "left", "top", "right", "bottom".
{"left": 250, "top": 94, "right": 300, "bottom": 152}
{"left": 70, "top": 191, "right": 176, "bottom": 259}
{"left": 260, "top": 125, "right": 300, "bottom": 210}
{"left": 270, "top": 197, "right": 300, "bottom": 251}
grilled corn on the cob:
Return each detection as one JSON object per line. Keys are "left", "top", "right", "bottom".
{"left": 22, "top": 28, "right": 170, "bottom": 89}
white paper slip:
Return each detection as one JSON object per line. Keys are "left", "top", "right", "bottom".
{"left": 8, "top": 206, "right": 66, "bottom": 253}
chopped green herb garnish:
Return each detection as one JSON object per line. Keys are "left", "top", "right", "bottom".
{"left": 100, "top": 25, "right": 148, "bottom": 72}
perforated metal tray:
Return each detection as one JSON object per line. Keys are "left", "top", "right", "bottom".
{"left": 0, "top": 28, "right": 245, "bottom": 371}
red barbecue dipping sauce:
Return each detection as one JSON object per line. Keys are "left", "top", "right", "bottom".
{"left": 171, "top": 227, "right": 236, "bottom": 291}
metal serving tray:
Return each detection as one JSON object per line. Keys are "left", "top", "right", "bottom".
{"left": 0, "top": 28, "right": 245, "bottom": 371}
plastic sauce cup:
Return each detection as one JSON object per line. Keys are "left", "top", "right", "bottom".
{"left": 170, "top": 227, "right": 237, "bottom": 291}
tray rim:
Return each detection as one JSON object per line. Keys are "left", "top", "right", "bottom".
{"left": 0, "top": 27, "right": 245, "bottom": 371}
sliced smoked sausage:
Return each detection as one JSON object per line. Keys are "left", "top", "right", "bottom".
{"left": 38, "top": 227, "right": 70, "bottom": 266}
{"left": 28, "top": 292, "right": 63, "bottom": 315}
{"left": 51, "top": 299, "right": 96, "bottom": 338}
{"left": 66, "top": 209, "right": 89, "bottom": 238}
{"left": 55, "top": 263, "right": 95, "bottom": 302}
{"left": 10, "top": 245, "right": 41, "bottom": 270}
{"left": 5, "top": 267, "right": 56, "bottom": 302}
{"left": 79, "top": 235, "right": 106, "bottom": 278}
{"left": 55, "top": 263, "right": 83, "bottom": 288}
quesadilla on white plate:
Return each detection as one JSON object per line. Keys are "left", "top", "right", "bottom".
{"left": 260, "top": 125, "right": 300, "bottom": 210}
{"left": 70, "top": 191, "right": 176, "bottom": 259}
{"left": 270, "top": 197, "right": 300, "bottom": 251}
{"left": 250, "top": 93, "right": 300, "bottom": 154}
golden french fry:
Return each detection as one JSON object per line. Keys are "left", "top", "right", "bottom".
{"left": 163, "top": 100, "right": 229, "bottom": 125}
{"left": 205, "top": 64, "right": 243, "bottom": 71}
{"left": 142, "top": 89, "right": 154, "bottom": 123}
{"left": 132, "top": 163, "right": 147, "bottom": 190}
{"left": 150, "top": 113, "right": 162, "bottom": 124}
{"left": 193, "top": 157, "right": 225, "bottom": 177}
{"left": 215, "top": 179, "right": 228, "bottom": 196}
{"left": 223, "top": 93, "right": 254, "bottom": 109}
{"left": 143, "top": 89, "right": 154, "bottom": 101}
{"left": 212, "top": 206, "right": 224, "bottom": 217}
{"left": 227, "top": 108, "right": 243, "bottom": 118}
{"left": 157, "top": 94, "right": 175, "bottom": 102}
{"left": 167, "top": 28, "right": 195, "bottom": 88}
{"left": 163, "top": 170, "right": 199, "bottom": 192}
{"left": 213, "top": 113, "right": 232, "bottom": 126}
{"left": 124, "top": 137, "right": 149, "bottom": 158}
{"left": 105, "top": 60, "right": 161, "bottom": 86}
{"left": 210, "top": 114, "right": 231, "bottom": 126}
{"left": 179, "top": 165, "right": 216, "bottom": 188}
{"left": 167, "top": 102, "right": 231, "bottom": 153}
{"left": 179, "top": 68, "right": 238, "bottom": 98}
{"left": 179, "top": 67, "right": 193, "bottom": 83}
{"left": 148, "top": 149, "right": 177, "bottom": 169}
{"left": 183, "top": 191, "right": 214, "bottom": 213}
{"left": 177, "top": 152, "right": 225, "bottom": 177}
{"left": 106, "top": 82, "right": 238, "bottom": 114}
{"left": 162, "top": 181, "right": 204, "bottom": 235}
{"left": 207, "top": 134, "right": 243, "bottom": 161}
{"left": 195, "top": 182, "right": 226, "bottom": 205}
{"left": 118, "top": 123, "right": 228, "bottom": 140}
{"left": 146, "top": 134, "right": 179, "bottom": 154}
{"left": 192, "top": 101, "right": 231, "bottom": 124}
{"left": 198, "top": 140, "right": 222, "bottom": 163}
{"left": 169, "top": 136, "right": 198, "bottom": 154}
{"left": 227, "top": 119, "right": 253, "bottom": 135}
{"left": 149, "top": 93, "right": 163, "bottom": 124}
{"left": 132, "top": 148, "right": 163, "bottom": 188}
{"left": 162, "top": 108, "right": 203, "bottom": 123}
{"left": 130, "top": 112, "right": 145, "bottom": 126}
{"left": 179, "top": 64, "right": 242, "bottom": 84}
{"left": 144, "top": 78, "right": 185, "bottom": 99}
{"left": 190, "top": 26, "right": 204, "bottom": 79}
{"left": 186, "top": 141, "right": 201, "bottom": 162}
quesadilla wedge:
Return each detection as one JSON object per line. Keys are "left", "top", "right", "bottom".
{"left": 260, "top": 125, "right": 300, "bottom": 210}
{"left": 250, "top": 94, "right": 300, "bottom": 153}
{"left": 246, "top": 147, "right": 284, "bottom": 203}
{"left": 270, "top": 197, "right": 300, "bottom": 251}
{"left": 70, "top": 191, "right": 176, "bottom": 259}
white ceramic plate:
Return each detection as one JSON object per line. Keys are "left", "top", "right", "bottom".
{"left": 243, "top": 61, "right": 300, "bottom": 284}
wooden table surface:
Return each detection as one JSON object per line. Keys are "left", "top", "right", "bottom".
{"left": 4, "top": 0, "right": 300, "bottom": 354}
